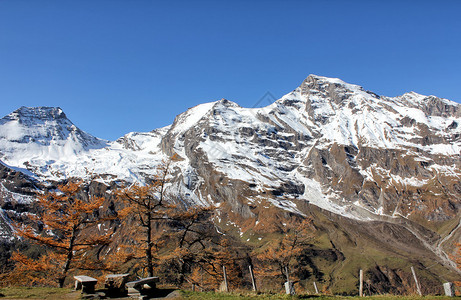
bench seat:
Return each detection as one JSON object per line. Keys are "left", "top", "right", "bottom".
{"left": 74, "top": 275, "right": 98, "bottom": 294}
{"left": 126, "top": 276, "right": 159, "bottom": 297}
{"left": 104, "top": 273, "right": 130, "bottom": 296}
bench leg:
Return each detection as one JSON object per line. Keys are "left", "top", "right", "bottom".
{"left": 82, "top": 282, "right": 96, "bottom": 294}
{"left": 127, "top": 286, "right": 142, "bottom": 297}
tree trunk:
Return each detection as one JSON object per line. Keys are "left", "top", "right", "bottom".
{"left": 178, "top": 259, "right": 186, "bottom": 286}
{"left": 146, "top": 213, "right": 154, "bottom": 277}
{"left": 60, "top": 226, "right": 77, "bottom": 288}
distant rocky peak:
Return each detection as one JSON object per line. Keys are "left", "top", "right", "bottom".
{"left": 215, "top": 98, "right": 239, "bottom": 108}
{"left": 397, "top": 92, "right": 460, "bottom": 118}
{"left": 212, "top": 99, "right": 240, "bottom": 113}
{"left": 13, "top": 106, "right": 67, "bottom": 122}
{"left": 0, "top": 107, "right": 73, "bottom": 132}
{"left": 300, "top": 74, "right": 364, "bottom": 94}
{"left": 0, "top": 106, "right": 107, "bottom": 150}
{"left": 294, "top": 75, "right": 373, "bottom": 110}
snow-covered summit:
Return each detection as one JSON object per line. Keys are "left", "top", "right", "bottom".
{"left": 0, "top": 106, "right": 107, "bottom": 145}
{"left": 303, "top": 74, "right": 365, "bottom": 91}
{"left": 270, "top": 75, "right": 461, "bottom": 152}
{"left": 0, "top": 106, "right": 108, "bottom": 168}
{"left": 1, "top": 106, "right": 67, "bottom": 123}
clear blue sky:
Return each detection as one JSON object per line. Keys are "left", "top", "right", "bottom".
{"left": 1, "top": 0, "right": 460, "bottom": 141}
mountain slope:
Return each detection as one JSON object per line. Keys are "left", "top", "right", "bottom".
{"left": 1, "top": 76, "right": 460, "bottom": 220}
{"left": 157, "top": 75, "right": 461, "bottom": 220}
{"left": 0, "top": 75, "right": 460, "bottom": 291}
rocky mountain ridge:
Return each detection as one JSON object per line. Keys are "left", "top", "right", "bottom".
{"left": 0, "top": 75, "right": 460, "bottom": 291}
{"left": 1, "top": 75, "right": 460, "bottom": 219}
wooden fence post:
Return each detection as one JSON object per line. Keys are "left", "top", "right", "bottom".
{"left": 443, "top": 282, "right": 455, "bottom": 297}
{"left": 359, "top": 269, "right": 363, "bottom": 297}
{"left": 200, "top": 266, "right": 203, "bottom": 292}
{"left": 284, "top": 266, "right": 295, "bottom": 295}
{"left": 411, "top": 266, "right": 422, "bottom": 296}
{"left": 249, "top": 265, "right": 257, "bottom": 292}
{"left": 223, "top": 265, "right": 229, "bottom": 292}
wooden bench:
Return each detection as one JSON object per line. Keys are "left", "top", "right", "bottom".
{"left": 126, "top": 276, "right": 159, "bottom": 297}
{"left": 104, "top": 273, "right": 130, "bottom": 296}
{"left": 74, "top": 275, "right": 98, "bottom": 294}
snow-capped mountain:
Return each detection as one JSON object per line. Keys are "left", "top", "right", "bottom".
{"left": 0, "top": 106, "right": 108, "bottom": 168}
{"left": 0, "top": 76, "right": 460, "bottom": 220}
{"left": 1, "top": 75, "right": 460, "bottom": 280}
{"left": 0, "top": 106, "right": 169, "bottom": 182}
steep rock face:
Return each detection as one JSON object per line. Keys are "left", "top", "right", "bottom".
{"left": 155, "top": 75, "right": 461, "bottom": 222}
{"left": 0, "top": 161, "right": 38, "bottom": 240}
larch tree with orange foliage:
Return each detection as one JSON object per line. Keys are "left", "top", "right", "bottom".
{"left": 115, "top": 155, "right": 217, "bottom": 284}
{"left": 188, "top": 238, "right": 244, "bottom": 291}
{"left": 116, "top": 157, "right": 177, "bottom": 278}
{"left": 12, "top": 180, "right": 114, "bottom": 287}
{"left": 255, "top": 217, "right": 314, "bottom": 286}
{"left": 159, "top": 205, "right": 217, "bottom": 285}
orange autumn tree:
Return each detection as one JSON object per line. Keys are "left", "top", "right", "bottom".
{"left": 115, "top": 183, "right": 173, "bottom": 278}
{"left": 115, "top": 155, "right": 217, "bottom": 283}
{"left": 158, "top": 205, "right": 217, "bottom": 285}
{"left": 115, "top": 155, "right": 179, "bottom": 278}
{"left": 188, "top": 238, "right": 244, "bottom": 291}
{"left": 12, "top": 180, "right": 113, "bottom": 287}
{"left": 255, "top": 217, "right": 314, "bottom": 286}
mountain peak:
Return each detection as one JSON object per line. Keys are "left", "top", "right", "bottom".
{"left": 306, "top": 74, "right": 347, "bottom": 83}
{"left": 215, "top": 98, "right": 239, "bottom": 108}
{"left": 2, "top": 106, "right": 67, "bottom": 125}
{"left": 302, "top": 74, "right": 365, "bottom": 93}
{"left": 0, "top": 106, "right": 107, "bottom": 166}
{"left": 17, "top": 106, "right": 65, "bottom": 118}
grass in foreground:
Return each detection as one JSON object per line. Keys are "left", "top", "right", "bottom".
{"left": 179, "top": 290, "right": 459, "bottom": 300}
{"left": 0, "top": 288, "right": 458, "bottom": 299}
{"left": 0, "top": 287, "right": 77, "bottom": 299}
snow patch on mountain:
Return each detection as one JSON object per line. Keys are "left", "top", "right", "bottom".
{"left": 171, "top": 102, "right": 215, "bottom": 134}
